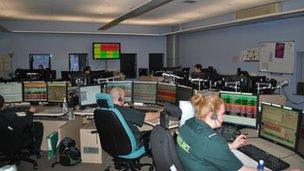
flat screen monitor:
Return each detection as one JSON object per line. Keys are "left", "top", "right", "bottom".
{"left": 260, "top": 103, "right": 301, "bottom": 150}
{"left": 79, "top": 85, "right": 101, "bottom": 106}
{"left": 156, "top": 83, "right": 176, "bottom": 105}
{"left": 176, "top": 85, "right": 193, "bottom": 105}
{"left": 93, "top": 43, "right": 120, "bottom": 59}
{"left": 23, "top": 81, "right": 47, "bottom": 102}
{"left": 106, "top": 81, "right": 132, "bottom": 102}
{"left": 0, "top": 82, "right": 23, "bottom": 103}
{"left": 133, "top": 81, "right": 157, "bottom": 104}
{"left": 47, "top": 81, "right": 68, "bottom": 103}
{"left": 219, "top": 91, "right": 258, "bottom": 127}
{"left": 296, "top": 111, "right": 304, "bottom": 158}
{"left": 179, "top": 101, "right": 195, "bottom": 127}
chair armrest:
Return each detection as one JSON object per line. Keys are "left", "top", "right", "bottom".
{"left": 140, "top": 131, "right": 151, "bottom": 156}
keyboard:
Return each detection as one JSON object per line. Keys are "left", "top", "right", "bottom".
{"left": 238, "top": 144, "right": 290, "bottom": 171}
{"left": 145, "top": 119, "right": 179, "bottom": 129}
{"left": 5, "top": 107, "right": 28, "bottom": 112}
{"left": 133, "top": 105, "right": 160, "bottom": 112}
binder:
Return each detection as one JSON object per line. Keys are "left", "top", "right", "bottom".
{"left": 47, "top": 131, "right": 58, "bottom": 160}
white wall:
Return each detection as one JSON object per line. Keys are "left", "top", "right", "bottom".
{"left": 178, "top": 16, "right": 304, "bottom": 109}
{"left": 0, "top": 33, "right": 166, "bottom": 71}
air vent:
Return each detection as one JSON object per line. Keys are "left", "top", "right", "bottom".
{"left": 236, "top": 3, "right": 281, "bottom": 20}
{"left": 183, "top": 0, "right": 198, "bottom": 4}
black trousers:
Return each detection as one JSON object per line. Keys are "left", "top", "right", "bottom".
{"left": 31, "top": 122, "right": 44, "bottom": 152}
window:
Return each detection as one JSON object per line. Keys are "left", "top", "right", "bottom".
{"left": 29, "top": 54, "right": 51, "bottom": 69}
{"left": 69, "top": 53, "right": 88, "bottom": 71}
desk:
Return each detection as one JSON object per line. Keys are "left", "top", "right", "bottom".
{"left": 34, "top": 105, "right": 72, "bottom": 117}
{"left": 238, "top": 128, "right": 304, "bottom": 169}
{"left": 73, "top": 107, "right": 96, "bottom": 116}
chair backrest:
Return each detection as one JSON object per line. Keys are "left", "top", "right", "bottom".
{"left": 0, "top": 114, "right": 23, "bottom": 154}
{"left": 94, "top": 93, "right": 137, "bottom": 157}
{"left": 150, "top": 125, "right": 184, "bottom": 171}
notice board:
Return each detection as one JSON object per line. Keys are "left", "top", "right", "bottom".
{"left": 258, "top": 41, "right": 295, "bottom": 74}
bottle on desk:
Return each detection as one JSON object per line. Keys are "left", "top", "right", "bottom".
{"left": 257, "top": 160, "right": 264, "bottom": 171}
{"left": 63, "top": 98, "right": 68, "bottom": 111}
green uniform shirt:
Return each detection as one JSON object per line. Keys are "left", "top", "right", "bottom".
{"left": 115, "top": 105, "right": 146, "bottom": 144}
{"left": 176, "top": 117, "right": 243, "bottom": 171}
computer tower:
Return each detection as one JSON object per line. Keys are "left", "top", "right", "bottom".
{"left": 297, "top": 82, "right": 304, "bottom": 95}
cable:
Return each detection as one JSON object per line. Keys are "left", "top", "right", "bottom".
{"left": 282, "top": 87, "right": 304, "bottom": 105}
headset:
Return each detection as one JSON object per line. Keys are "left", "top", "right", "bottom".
{"left": 211, "top": 105, "right": 222, "bottom": 127}
{"left": 210, "top": 105, "right": 218, "bottom": 120}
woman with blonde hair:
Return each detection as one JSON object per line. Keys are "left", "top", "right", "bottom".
{"left": 176, "top": 94, "right": 256, "bottom": 171}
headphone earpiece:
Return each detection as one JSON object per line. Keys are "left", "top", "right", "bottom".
{"left": 211, "top": 105, "right": 218, "bottom": 120}
{"left": 211, "top": 113, "right": 218, "bottom": 120}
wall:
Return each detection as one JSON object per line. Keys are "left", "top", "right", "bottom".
{"left": 0, "top": 21, "right": 167, "bottom": 77}
{"left": 178, "top": 15, "right": 304, "bottom": 109}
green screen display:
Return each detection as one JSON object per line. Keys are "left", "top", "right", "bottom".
{"left": 93, "top": 43, "right": 120, "bottom": 59}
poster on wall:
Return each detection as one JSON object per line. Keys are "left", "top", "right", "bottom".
{"left": 258, "top": 41, "right": 295, "bottom": 74}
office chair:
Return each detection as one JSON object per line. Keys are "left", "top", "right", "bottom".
{"left": 94, "top": 93, "right": 153, "bottom": 171}
{"left": 150, "top": 103, "right": 184, "bottom": 171}
{"left": 0, "top": 115, "right": 39, "bottom": 169}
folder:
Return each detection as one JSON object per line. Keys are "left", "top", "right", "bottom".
{"left": 47, "top": 131, "right": 58, "bottom": 160}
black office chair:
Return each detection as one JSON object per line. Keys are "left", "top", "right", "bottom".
{"left": 94, "top": 93, "right": 153, "bottom": 171}
{"left": 150, "top": 103, "right": 184, "bottom": 171}
{"left": 0, "top": 115, "right": 39, "bottom": 169}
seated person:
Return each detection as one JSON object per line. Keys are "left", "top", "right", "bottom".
{"left": 176, "top": 94, "right": 256, "bottom": 171}
{"left": 83, "top": 66, "right": 91, "bottom": 75}
{"left": 191, "top": 64, "right": 205, "bottom": 79}
{"left": 0, "top": 95, "right": 44, "bottom": 156}
{"left": 109, "top": 88, "right": 160, "bottom": 144}
{"left": 193, "top": 64, "right": 202, "bottom": 73}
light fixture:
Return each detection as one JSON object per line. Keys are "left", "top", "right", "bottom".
{"left": 98, "top": 0, "right": 174, "bottom": 30}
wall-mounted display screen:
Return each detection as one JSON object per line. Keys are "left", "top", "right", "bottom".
{"left": 93, "top": 43, "right": 120, "bottom": 59}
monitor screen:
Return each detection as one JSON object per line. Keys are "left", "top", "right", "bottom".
{"left": 157, "top": 83, "right": 176, "bottom": 105}
{"left": 0, "top": 82, "right": 23, "bottom": 103}
{"left": 179, "top": 101, "right": 195, "bottom": 127}
{"left": 23, "top": 81, "right": 47, "bottom": 102}
{"left": 93, "top": 43, "right": 120, "bottom": 59}
{"left": 176, "top": 85, "right": 193, "bottom": 105}
{"left": 260, "top": 103, "right": 300, "bottom": 149}
{"left": 47, "top": 81, "right": 68, "bottom": 102}
{"left": 296, "top": 111, "right": 304, "bottom": 158}
{"left": 106, "top": 81, "right": 132, "bottom": 102}
{"left": 133, "top": 81, "right": 157, "bottom": 104}
{"left": 79, "top": 85, "right": 101, "bottom": 106}
{"left": 220, "top": 91, "right": 258, "bottom": 127}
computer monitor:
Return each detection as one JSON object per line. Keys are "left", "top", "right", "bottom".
{"left": 259, "top": 103, "right": 301, "bottom": 150}
{"left": 179, "top": 101, "right": 195, "bottom": 127}
{"left": 47, "top": 81, "right": 68, "bottom": 103}
{"left": 0, "top": 82, "right": 23, "bottom": 103}
{"left": 79, "top": 85, "right": 101, "bottom": 106}
{"left": 296, "top": 111, "right": 304, "bottom": 158}
{"left": 133, "top": 81, "right": 157, "bottom": 104}
{"left": 176, "top": 85, "right": 193, "bottom": 105}
{"left": 106, "top": 81, "right": 132, "bottom": 102}
{"left": 156, "top": 83, "right": 176, "bottom": 105}
{"left": 23, "top": 81, "right": 47, "bottom": 102}
{"left": 219, "top": 91, "right": 258, "bottom": 127}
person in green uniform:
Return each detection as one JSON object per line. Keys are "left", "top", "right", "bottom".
{"left": 109, "top": 87, "right": 160, "bottom": 144}
{"left": 176, "top": 94, "right": 256, "bottom": 171}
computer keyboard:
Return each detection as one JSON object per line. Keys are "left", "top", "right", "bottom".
{"left": 133, "top": 105, "right": 160, "bottom": 112}
{"left": 238, "top": 144, "right": 290, "bottom": 171}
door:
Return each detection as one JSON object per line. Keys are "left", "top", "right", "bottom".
{"left": 120, "top": 53, "right": 137, "bottom": 79}
{"left": 149, "top": 53, "right": 163, "bottom": 71}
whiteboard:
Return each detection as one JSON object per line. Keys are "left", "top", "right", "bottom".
{"left": 258, "top": 41, "right": 295, "bottom": 74}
